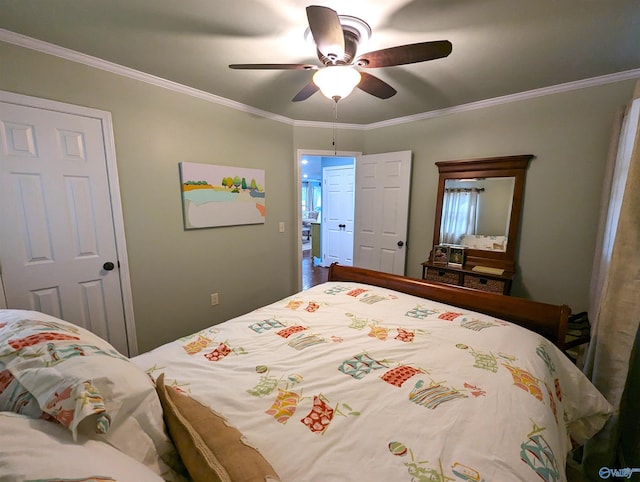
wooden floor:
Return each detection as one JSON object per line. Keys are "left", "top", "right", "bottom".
{"left": 302, "top": 248, "right": 328, "bottom": 290}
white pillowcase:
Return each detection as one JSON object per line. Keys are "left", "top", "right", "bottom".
{"left": 0, "top": 309, "right": 182, "bottom": 480}
{"left": 0, "top": 412, "right": 165, "bottom": 482}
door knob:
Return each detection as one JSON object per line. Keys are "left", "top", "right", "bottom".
{"left": 103, "top": 261, "right": 115, "bottom": 271}
{"left": 397, "top": 241, "right": 405, "bottom": 247}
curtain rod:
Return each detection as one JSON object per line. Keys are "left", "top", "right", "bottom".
{"left": 445, "top": 187, "right": 485, "bottom": 193}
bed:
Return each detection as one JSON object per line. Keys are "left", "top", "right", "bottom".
{"left": 0, "top": 265, "right": 611, "bottom": 482}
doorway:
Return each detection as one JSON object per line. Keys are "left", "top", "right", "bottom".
{"left": 296, "top": 149, "right": 412, "bottom": 289}
{"left": 297, "top": 149, "right": 359, "bottom": 290}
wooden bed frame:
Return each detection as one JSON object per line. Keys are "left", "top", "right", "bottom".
{"left": 328, "top": 264, "right": 570, "bottom": 350}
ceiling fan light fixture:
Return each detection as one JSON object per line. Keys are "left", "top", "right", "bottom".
{"left": 313, "top": 66, "right": 361, "bottom": 101}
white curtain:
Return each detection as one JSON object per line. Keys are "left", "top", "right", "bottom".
{"left": 582, "top": 86, "right": 640, "bottom": 474}
{"left": 312, "top": 185, "right": 322, "bottom": 214}
{"left": 302, "top": 181, "right": 321, "bottom": 217}
{"left": 301, "top": 181, "right": 312, "bottom": 215}
{"left": 440, "top": 189, "right": 479, "bottom": 244}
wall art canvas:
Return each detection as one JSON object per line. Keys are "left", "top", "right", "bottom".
{"left": 179, "top": 162, "right": 265, "bottom": 229}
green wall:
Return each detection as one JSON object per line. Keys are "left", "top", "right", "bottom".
{"left": 360, "top": 82, "right": 635, "bottom": 308}
{"left": 1, "top": 42, "right": 297, "bottom": 352}
{"left": 292, "top": 125, "right": 365, "bottom": 154}
{"left": 1, "top": 40, "right": 636, "bottom": 352}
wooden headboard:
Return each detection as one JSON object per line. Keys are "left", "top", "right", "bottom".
{"left": 327, "top": 264, "right": 570, "bottom": 350}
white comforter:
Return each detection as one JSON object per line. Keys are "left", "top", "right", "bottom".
{"left": 133, "top": 281, "right": 611, "bottom": 482}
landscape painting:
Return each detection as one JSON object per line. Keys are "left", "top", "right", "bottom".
{"left": 179, "top": 162, "right": 266, "bottom": 229}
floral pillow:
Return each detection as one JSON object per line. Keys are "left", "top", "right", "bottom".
{"left": 0, "top": 312, "right": 129, "bottom": 436}
{"left": 0, "top": 359, "right": 46, "bottom": 420}
{"left": 0, "top": 309, "right": 182, "bottom": 480}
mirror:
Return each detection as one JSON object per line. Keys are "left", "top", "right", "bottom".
{"left": 440, "top": 177, "right": 515, "bottom": 252}
{"left": 432, "top": 155, "right": 533, "bottom": 273}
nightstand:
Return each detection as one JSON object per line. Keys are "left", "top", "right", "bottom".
{"left": 564, "top": 312, "right": 590, "bottom": 362}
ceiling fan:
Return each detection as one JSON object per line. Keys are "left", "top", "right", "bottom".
{"left": 229, "top": 5, "right": 452, "bottom": 102}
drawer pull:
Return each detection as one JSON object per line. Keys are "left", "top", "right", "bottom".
{"left": 438, "top": 270, "right": 446, "bottom": 276}
{"left": 479, "top": 278, "right": 488, "bottom": 285}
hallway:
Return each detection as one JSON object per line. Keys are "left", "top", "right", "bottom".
{"left": 302, "top": 246, "right": 328, "bottom": 290}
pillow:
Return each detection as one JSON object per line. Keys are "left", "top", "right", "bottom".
{"left": 0, "top": 411, "right": 165, "bottom": 482}
{"left": 0, "top": 309, "right": 181, "bottom": 480}
{"left": 0, "top": 359, "right": 47, "bottom": 420}
{"left": 156, "top": 373, "right": 280, "bottom": 482}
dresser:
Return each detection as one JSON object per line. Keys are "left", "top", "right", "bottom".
{"left": 421, "top": 261, "right": 513, "bottom": 295}
{"left": 428, "top": 155, "right": 533, "bottom": 296}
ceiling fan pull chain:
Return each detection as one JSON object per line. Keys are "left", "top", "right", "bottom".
{"left": 333, "top": 99, "right": 338, "bottom": 155}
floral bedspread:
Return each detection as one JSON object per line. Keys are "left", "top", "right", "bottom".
{"left": 133, "top": 281, "right": 611, "bottom": 482}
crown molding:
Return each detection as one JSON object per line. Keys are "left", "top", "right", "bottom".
{"left": 0, "top": 29, "right": 295, "bottom": 126}
{"left": 366, "top": 69, "right": 640, "bottom": 130}
{"left": 292, "top": 118, "right": 366, "bottom": 130}
{"left": 3, "top": 28, "right": 640, "bottom": 131}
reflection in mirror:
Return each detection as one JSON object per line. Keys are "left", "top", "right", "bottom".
{"left": 433, "top": 154, "right": 533, "bottom": 273}
{"left": 440, "top": 177, "right": 515, "bottom": 252}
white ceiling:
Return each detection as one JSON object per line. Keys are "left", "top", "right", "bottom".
{"left": 1, "top": 0, "right": 639, "bottom": 125}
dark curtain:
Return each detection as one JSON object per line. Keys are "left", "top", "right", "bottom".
{"left": 618, "top": 323, "right": 640, "bottom": 468}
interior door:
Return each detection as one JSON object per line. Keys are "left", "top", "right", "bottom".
{"left": 0, "top": 97, "right": 132, "bottom": 355}
{"left": 354, "top": 150, "right": 412, "bottom": 275}
{"left": 321, "top": 165, "right": 354, "bottom": 266}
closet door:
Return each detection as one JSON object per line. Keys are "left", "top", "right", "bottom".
{"left": 0, "top": 92, "right": 135, "bottom": 356}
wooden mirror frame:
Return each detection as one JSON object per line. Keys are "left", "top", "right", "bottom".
{"left": 432, "top": 154, "right": 533, "bottom": 273}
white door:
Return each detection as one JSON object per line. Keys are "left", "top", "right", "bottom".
{"left": 354, "top": 150, "right": 412, "bottom": 275}
{"left": 0, "top": 94, "right": 134, "bottom": 355}
{"left": 321, "top": 165, "right": 354, "bottom": 267}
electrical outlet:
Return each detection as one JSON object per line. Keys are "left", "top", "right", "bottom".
{"left": 279, "top": 221, "right": 285, "bottom": 233}
{"left": 210, "top": 293, "right": 219, "bottom": 306}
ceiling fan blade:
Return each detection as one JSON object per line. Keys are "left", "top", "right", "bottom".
{"left": 306, "top": 5, "right": 345, "bottom": 62}
{"left": 356, "top": 40, "right": 452, "bottom": 68}
{"left": 292, "top": 82, "right": 319, "bottom": 102}
{"left": 357, "top": 72, "right": 397, "bottom": 99}
{"left": 229, "top": 63, "right": 318, "bottom": 70}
